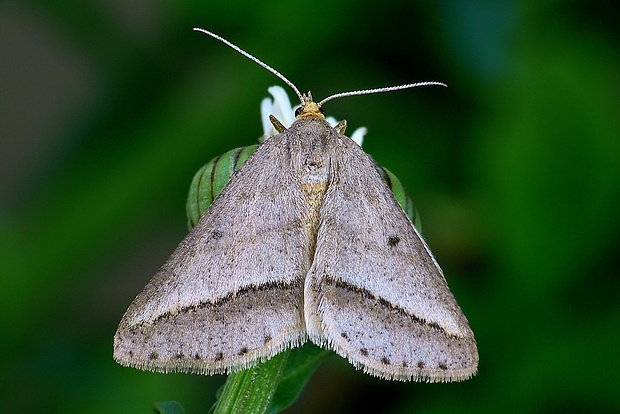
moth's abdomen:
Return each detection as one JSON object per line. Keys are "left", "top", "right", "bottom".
{"left": 186, "top": 145, "right": 258, "bottom": 228}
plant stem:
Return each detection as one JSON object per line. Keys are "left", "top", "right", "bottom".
{"left": 211, "top": 351, "right": 290, "bottom": 414}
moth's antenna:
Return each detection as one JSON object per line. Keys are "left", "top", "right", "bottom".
{"left": 193, "top": 28, "right": 304, "bottom": 103}
{"left": 317, "top": 82, "right": 447, "bottom": 107}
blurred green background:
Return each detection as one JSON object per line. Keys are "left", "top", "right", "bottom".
{"left": 1, "top": 0, "right": 619, "bottom": 413}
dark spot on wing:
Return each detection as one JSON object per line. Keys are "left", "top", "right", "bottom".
{"left": 128, "top": 350, "right": 134, "bottom": 357}
{"left": 212, "top": 230, "right": 223, "bottom": 239}
{"left": 341, "top": 332, "right": 348, "bottom": 340}
{"left": 402, "top": 361, "right": 408, "bottom": 368}
{"left": 263, "top": 335, "right": 272, "bottom": 344}
{"left": 438, "top": 363, "right": 448, "bottom": 370}
{"left": 176, "top": 352, "right": 184, "bottom": 359}
{"left": 238, "top": 347, "right": 249, "bottom": 356}
{"left": 360, "top": 348, "right": 369, "bottom": 357}
{"left": 387, "top": 236, "right": 400, "bottom": 247}
{"left": 215, "top": 352, "right": 224, "bottom": 361}
{"left": 417, "top": 361, "right": 425, "bottom": 369}
{"left": 149, "top": 351, "right": 158, "bottom": 360}
{"left": 381, "top": 357, "right": 391, "bottom": 365}
{"left": 194, "top": 353, "right": 201, "bottom": 360}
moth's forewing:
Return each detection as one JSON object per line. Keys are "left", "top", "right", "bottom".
{"left": 304, "top": 124, "right": 478, "bottom": 382}
{"left": 114, "top": 133, "right": 309, "bottom": 374}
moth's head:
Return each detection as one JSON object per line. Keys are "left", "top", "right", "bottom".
{"left": 294, "top": 92, "right": 326, "bottom": 120}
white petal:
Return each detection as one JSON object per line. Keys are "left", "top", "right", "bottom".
{"left": 268, "top": 86, "right": 295, "bottom": 127}
{"left": 260, "top": 97, "right": 274, "bottom": 138}
{"left": 350, "top": 127, "right": 367, "bottom": 147}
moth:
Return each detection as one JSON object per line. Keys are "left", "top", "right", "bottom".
{"left": 114, "top": 28, "right": 478, "bottom": 382}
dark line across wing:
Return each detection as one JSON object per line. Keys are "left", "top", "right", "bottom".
{"left": 141, "top": 281, "right": 300, "bottom": 326}
{"left": 322, "top": 276, "right": 458, "bottom": 338}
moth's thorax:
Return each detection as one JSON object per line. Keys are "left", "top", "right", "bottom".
{"left": 290, "top": 118, "right": 332, "bottom": 189}
{"left": 289, "top": 117, "right": 333, "bottom": 246}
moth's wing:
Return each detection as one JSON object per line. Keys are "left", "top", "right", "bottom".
{"left": 305, "top": 134, "right": 478, "bottom": 382}
{"left": 114, "top": 132, "right": 311, "bottom": 375}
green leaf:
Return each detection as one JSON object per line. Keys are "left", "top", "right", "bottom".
{"left": 268, "top": 343, "right": 331, "bottom": 414}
